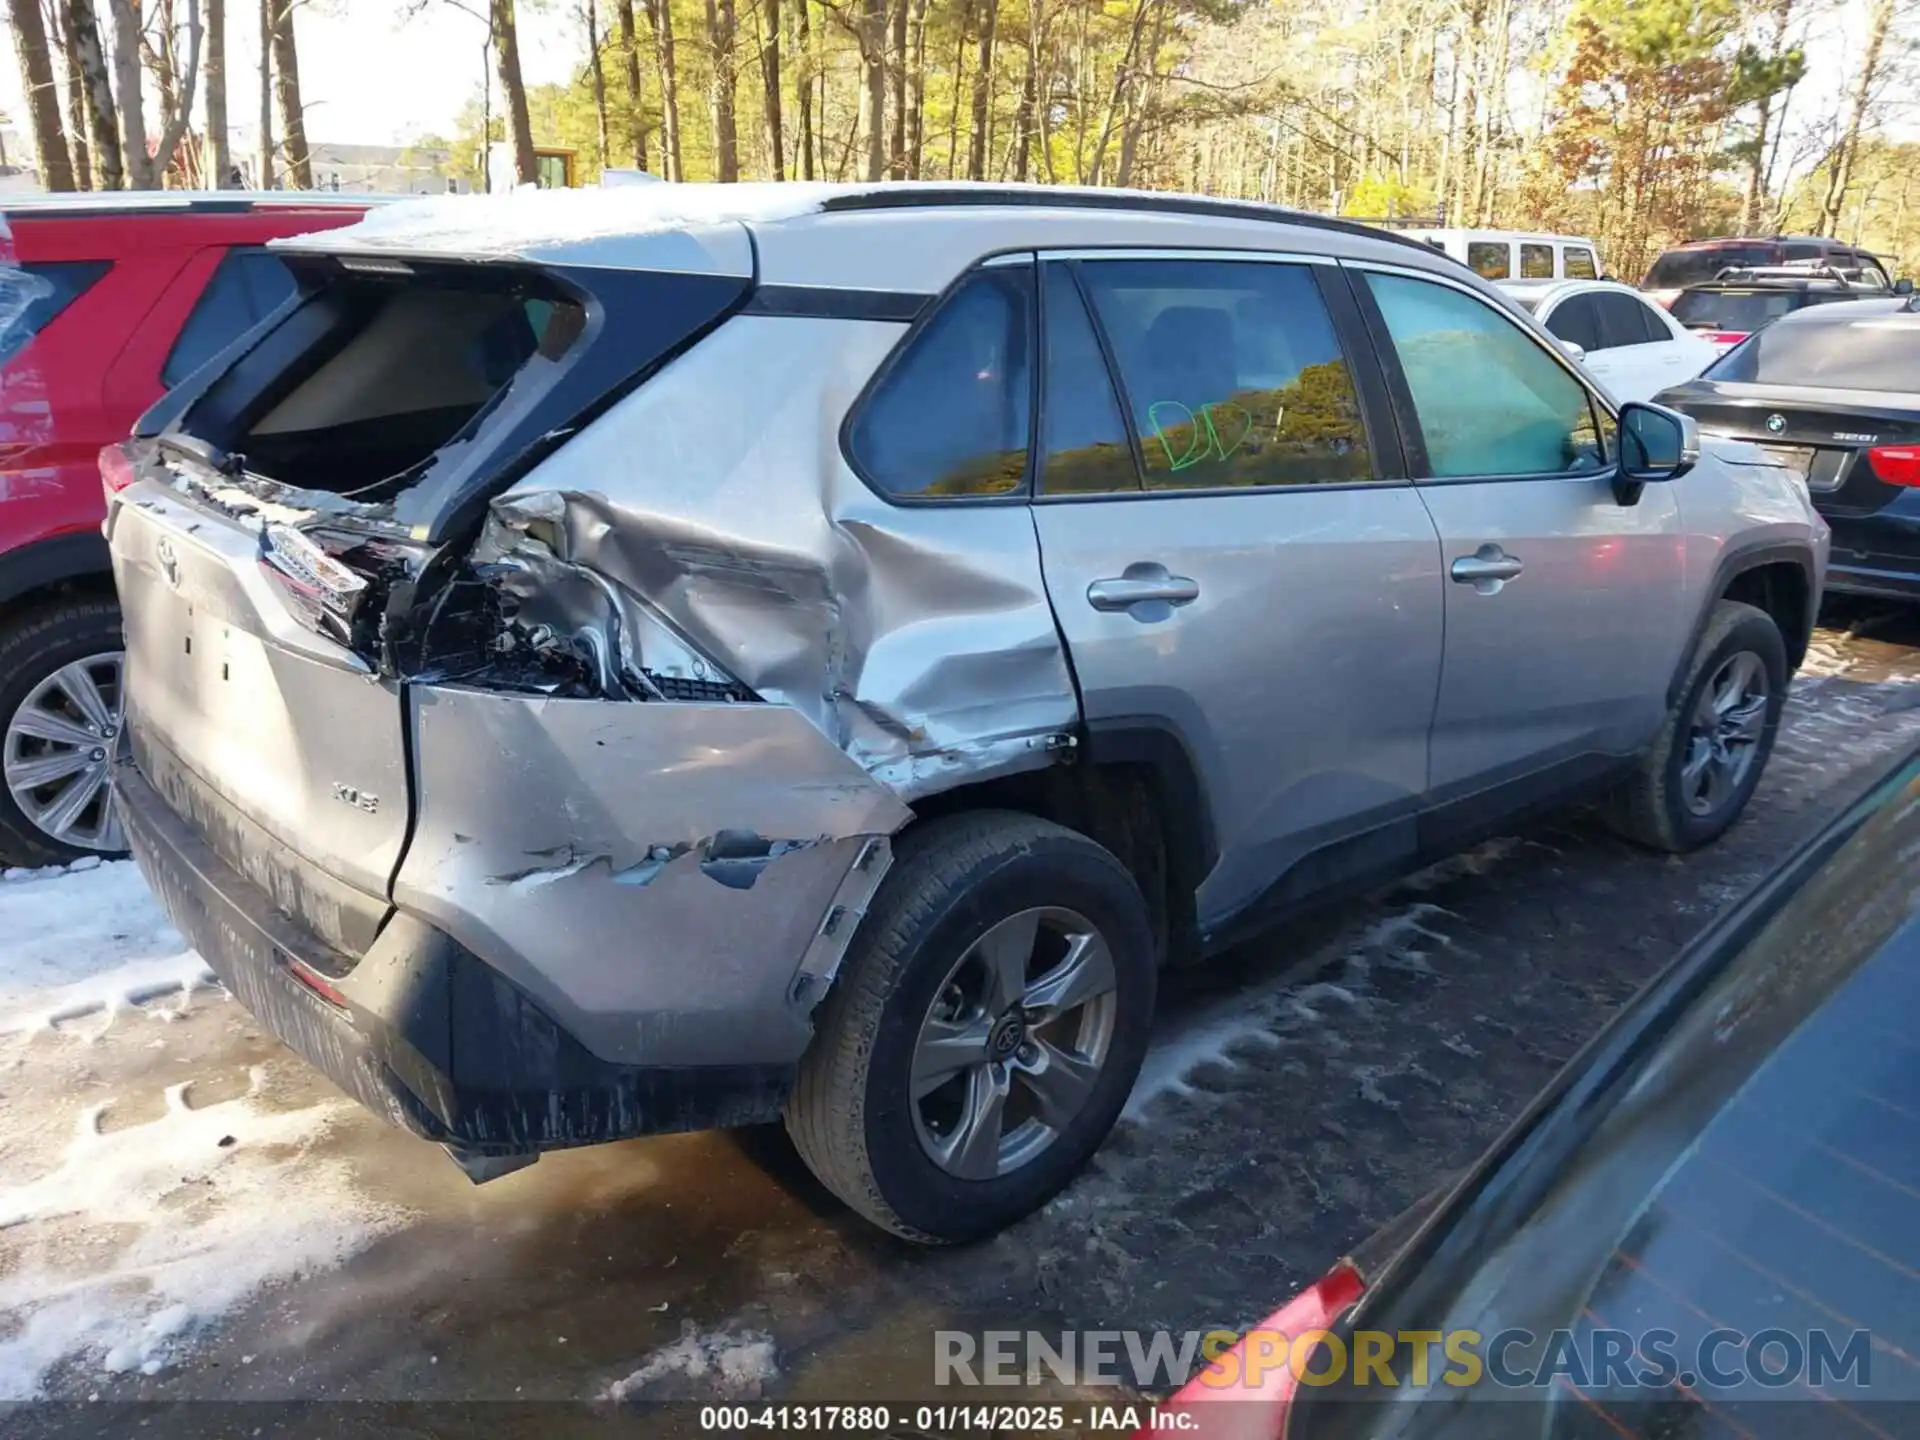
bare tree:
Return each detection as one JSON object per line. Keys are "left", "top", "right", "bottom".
{"left": 9, "top": 0, "right": 77, "bottom": 189}
{"left": 642, "top": 0, "right": 684, "bottom": 180}
{"left": 793, "top": 0, "right": 814, "bottom": 178}
{"left": 1821, "top": 0, "right": 1897, "bottom": 234}
{"left": 759, "top": 0, "right": 784, "bottom": 181}
{"left": 702, "top": 0, "right": 739, "bottom": 180}
{"left": 105, "top": 0, "right": 150, "bottom": 185}
{"left": 255, "top": 0, "right": 272, "bottom": 187}
{"left": 613, "top": 0, "right": 646, "bottom": 168}
{"left": 584, "top": 0, "right": 610, "bottom": 167}
{"left": 966, "top": 0, "right": 995, "bottom": 180}
{"left": 855, "top": 0, "right": 884, "bottom": 179}
{"left": 49, "top": 0, "right": 93, "bottom": 186}
{"left": 489, "top": 0, "right": 537, "bottom": 185}
{"left": 204, "top": 0, "right": 231, "bottom": 185}
{"left": 270, "top": 0, "right": 311, "bottom": 186}
{"left": 887, "top": 0, "right": 905, "bottom": 177}
{"left": 903, "top": 0, "right": 926, "bottom": 177}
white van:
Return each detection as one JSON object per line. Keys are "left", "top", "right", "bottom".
{"left": 1401, "top": 229, "right": 1605, "bottom": 284}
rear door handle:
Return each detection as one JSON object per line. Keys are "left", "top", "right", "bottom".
{"left": 1451, "top": 545, "right": 1524, "bottom": 594}
{"left": 1087, "top": 564, "right": 1200, "bottom": 617}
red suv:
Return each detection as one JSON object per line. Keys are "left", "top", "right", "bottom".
{"left": 0, "top": 193, "right": 367, "bottom": 866}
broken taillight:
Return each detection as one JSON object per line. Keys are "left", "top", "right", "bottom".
{"left": 100, "top": 442, "right": 137, "bottom": 497}
{"left": 257, "top": 523, "right": 371, "bottom": 645}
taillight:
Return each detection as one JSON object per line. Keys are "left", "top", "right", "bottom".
{"left": 1868, "top": 445, "right": 1920, "bottom": 486}
{"left": 1137, "top": 1261, "right": 1367, "bottom": 1440}
{"left": 1703, "top": 330, "right": 1749, "bottom": 347}
{"left": 284, "top": 956, "right": 349, "bottom": 1008}
{"left": 100, "top": 442, "right": 137, "bottom": 496}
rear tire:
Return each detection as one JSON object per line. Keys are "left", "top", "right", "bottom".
{"left": 1606, "top": 599, "right": 1786, "bottom": 853}
{"left": 0, "top": 597, "right": 127, "bottom": 869}
{"left": 785, "top": 810, "right": 1155, "bottom": 1243}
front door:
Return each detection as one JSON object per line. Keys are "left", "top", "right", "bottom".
{"left": 1352, "top": 266, "right": 1686, "bottom": 829}
{"left": 1028, "top": 254, "right": 1445, "bottom": 933}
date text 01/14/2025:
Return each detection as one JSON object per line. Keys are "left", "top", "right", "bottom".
{"left": 693, "top": 1404, "right": 1185, "bottom": 1433}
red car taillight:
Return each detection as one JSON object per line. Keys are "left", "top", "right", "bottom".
{"left": 1703, "top": 330, "right": 1750, "bottom": 347}
{"left": 1868, "top": 445, "right": 1920, "bottom": 486}
{"left": 1137, "top": 1261, "right": 1367, "bottom": 1440}
{"left": 100, "top": 442, "right": 137, "bottom": 496}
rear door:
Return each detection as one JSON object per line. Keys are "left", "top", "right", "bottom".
{"left": 1588, "top": 289, "right": 1697, "bottom": 401}
{"left": 1350, "top": 263, "right": 1686, "bottom": 835}
{"left": 1027, "top": 251, "right": 1445, "bottom": 931}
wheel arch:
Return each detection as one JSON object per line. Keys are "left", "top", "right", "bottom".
{"left": 1670, "top": 542, "right": 1815, "bottom": 706}
{"left": 0, "top": 531, "right": 117, "bottom": 623}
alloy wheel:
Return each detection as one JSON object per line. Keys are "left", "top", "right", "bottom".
{"left": 3, "top": 651, "right": 126, "bottom": 853}
{"left": 909, "top": 906, "right": 1119, "bottom": 1181}
{"left": 1681, "top": 649, "right": 1768, "bottom": 818}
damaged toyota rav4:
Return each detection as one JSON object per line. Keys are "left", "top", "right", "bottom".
{"left": 104, "top": 182, "right": 1828, "bottom": 1243}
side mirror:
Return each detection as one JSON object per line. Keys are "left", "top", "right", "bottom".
{"left": 1618, "top": 401, "right": 1699, "bottom": 483}
{"left": 1557, "top": 338, "right": 1587, "bottom": 362}
{"left": 1896, "top": 277, "right": 1914, "bottom": 296}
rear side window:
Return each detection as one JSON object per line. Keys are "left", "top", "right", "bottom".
{"left": 1039, "top": 265, "right": 1138, "bottom": 497}
{"left": 1074, "top": 258, "right": 1372, "bottom": 490}
{"left": 1365, "top": 272, "right": 1606, "bottom": 478}
{"left": 1543, "top": 294, "right": 1600, "bottom": 352}
{"left": 848, "top": 267, "right": 1034, "bottom": 499}
{"left": 1563, "top": 247, "right": 1598, "bottom": 280}
{"left": 163, "top": 248, "right": 298, "bottom": 387}
{"left": 1466, "top": 242, "right": 1510, "bottom": 280}
{"left": 1594, "top": 291, "right": 1663, "bottom": 348}
{"left": 1520, "top": 244, "right": 1554, "bottom": 280}
{"left": 1707, "top": 318, "right": 1920, "bottom": 392}
{"left": 0, "top": 259, "right": 110, "bottom": 364}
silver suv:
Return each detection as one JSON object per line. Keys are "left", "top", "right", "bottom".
{"left": 104, "top": 183, "right": 1828, "bottom": 1242}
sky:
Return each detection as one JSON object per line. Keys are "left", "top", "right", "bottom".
{"left": 0, "top": 0, "right": 1911, "bottom": 168}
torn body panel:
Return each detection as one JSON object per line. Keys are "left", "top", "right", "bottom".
{"left": 393, "top": 683, "right": 912, "bottom": 1066}
{"left": 478, "top": 313, "right": 1081, "bottom": 799}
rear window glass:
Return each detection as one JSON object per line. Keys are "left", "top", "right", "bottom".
{"left": 848, "top": 266, "right": 1034, "bottom": 499}
{"left": 1670, "top": 288, "right": 1804, "bottom": 331}
{"left": 1707, "top": 316, "right": 1920, "bottom": 392}
{"left": 1563, "top": 247, "right": 1598, "bottom": 279}
{"left": 1466, "top": 242, "right": 1509, "bottom": 280}
{"left": 164, "top": 249, "right": 298, "bottom": 387}
{"left": 0, "top": 259, "right": 110, "bottom": 364}
{"left": 1519, "top": 244, "right": 1554, "bottom": 279}
{"left": 1643, "top": 244, "right": 1775, "bottom": 289}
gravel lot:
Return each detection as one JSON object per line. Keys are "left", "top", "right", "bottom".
{"left": 6, "top": 599, "right": 1920, "bottom": 1432}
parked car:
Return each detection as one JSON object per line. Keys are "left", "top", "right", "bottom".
{"left": 1667, "top": 264, "right": 1896, "bottom": 354}
{"left": 1151, "top": 739, "right": 1920, "bottom": 1438}
{"left": 103, "top": 182, "right": 1825, "bottom": 1243}
{"left": 1658, "top": 296, "right": 1920, "bottom": 602}
{"left": 1400, "top": 227, "right": 1603, "bottom": 283}
{"left": 0, "top": 192, "right": 369, "bottom": 867}
{"left": 1500, "top": 278, "right": 1718, "bottom": 401}
{"left": 1643, "top": 235, "right": 1893, "bottom": 308}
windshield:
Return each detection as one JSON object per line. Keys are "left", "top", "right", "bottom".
{"left": 1643, "top": 245, "right": 1777, "bottom": 289}
{"left": 1669, "top": 288, "right": 1811, "bottom": 331}
{"left": 1707, "top": 315, "right": 1920, "bottom": 392}
{"left": 1291, "top": 750, "right": 1920, "bottom": 1440}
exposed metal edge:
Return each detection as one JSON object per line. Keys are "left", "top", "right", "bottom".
{"left": 789, "top": 835, "right": 895, "bottom": 1010}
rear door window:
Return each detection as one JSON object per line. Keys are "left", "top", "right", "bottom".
{"left": 1038, "top": 264, "right": 1138, "bottom": 497}
{"left": 1543, "top": 294, "right": 1600, "bottom": 352}
{"left": 1594, "top": 291, "right": 1662, "bottom": 348}
{"left": 1073, "top": 257, "right": 1373, "bottom": 491}
{"left": 0, "top": 259, "right": 111, "bottom": 364}
{"left": 1520, "top": 244, "right": 1555, "bottom": 280}
{"left": 1563, "top": 247, "right": 1598, "bottom": 280}
{"left": 1466, "top": 241, "right": 1510, "bottom": 280}
{"left": 1364, "top": 271, "right": 1606, "bottom": 478}
{"left": 848, "top": 265, "right": 1034, "bottom": 499}
{"left": 162, "top": 248, "right": 298, "bottom": 387}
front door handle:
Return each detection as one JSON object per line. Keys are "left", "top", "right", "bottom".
{"left": 1087, "top": 563, "right": 1200, "bottom": 619}
{"left": 1451, "top": 545, "right": 1524, "bottom": 595}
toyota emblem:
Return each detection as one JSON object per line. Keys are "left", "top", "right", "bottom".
{"left": 1765, "top": 413, "right": 1787, "bottom": 434}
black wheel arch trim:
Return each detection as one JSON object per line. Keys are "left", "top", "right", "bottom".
{"left": 0, "top": 531, "right": 115, "bottom": 613}
{"left": 1668, "top": 540, "right": 1818, "bottom": 707}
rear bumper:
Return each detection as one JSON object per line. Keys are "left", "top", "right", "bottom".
{"left": 1825, "top": 560, "right": 1920, "bottom": 602}
{"left": 1823, "top": 510, "right": 1920, "bottom": 601}
{"left": 116, "top": 751, "right": 795, "bottom": 1155}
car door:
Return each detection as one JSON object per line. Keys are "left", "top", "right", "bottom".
{"left": 1590, "top": 289, "right": 1696, "bottom": 402}
{"left": 1027, "top": 252, "right": 1446, "bottom": 934}
{"left": 1349, "top": 264, "right": 1685, "bottom": 842}
{"left": 1538, "top": 291, "right": 1606, "bottom": 380}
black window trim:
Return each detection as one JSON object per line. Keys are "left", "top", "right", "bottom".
{"left": 836, "top": 248, "right": 1041, "bottom": 508}
{"left": 1342, "top": 257, "right": 1622, "bottom": 488}
{"left": 160, "top": 245, "right": 301, "bottom": 391}
{"left": 1028, "top": 246, "right": 1406, "bottom": 505}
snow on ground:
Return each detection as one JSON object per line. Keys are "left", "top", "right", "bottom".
{"left": 0, "top": 859, "right": 403, "bottom": 1396}
{"left": 0, "top": 859, "right": 211, "bottom": 1036}
{"left": 603, "top": 1321, "right": 781, "bottom": 1401}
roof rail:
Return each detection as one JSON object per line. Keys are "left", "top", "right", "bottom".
{"left": 1709, "top": 262, "right": 1855, "bottom": 286}
{"left": 814, "top": 185, "right": 1441, "bottom": 257}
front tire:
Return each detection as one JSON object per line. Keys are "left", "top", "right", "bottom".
{"left": 786, "top": 810, "right": 1156, "bottom": 1243}
{"left": 0, "top": 597, "right": 127, "bottom": 868}
{"left": 1606, "top": 599, "right": 1786, "bottom": 853}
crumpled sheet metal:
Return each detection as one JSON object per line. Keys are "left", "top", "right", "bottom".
{"left": 484, "top": 312, "right": 1080, "bottom": 802}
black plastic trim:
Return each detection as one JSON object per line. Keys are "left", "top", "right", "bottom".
{"left": 742, "top": 284, "right": 930, "bottom": 322}
{"left": 1669, "top": 540, "right": 1819, "bottom": 704}
{"left": 0, "top": 530, "right": 113, "bottom": 609}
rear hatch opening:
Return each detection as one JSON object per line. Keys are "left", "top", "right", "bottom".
{"left": 125, "top": 247, "right": 754, "bottom": 700}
